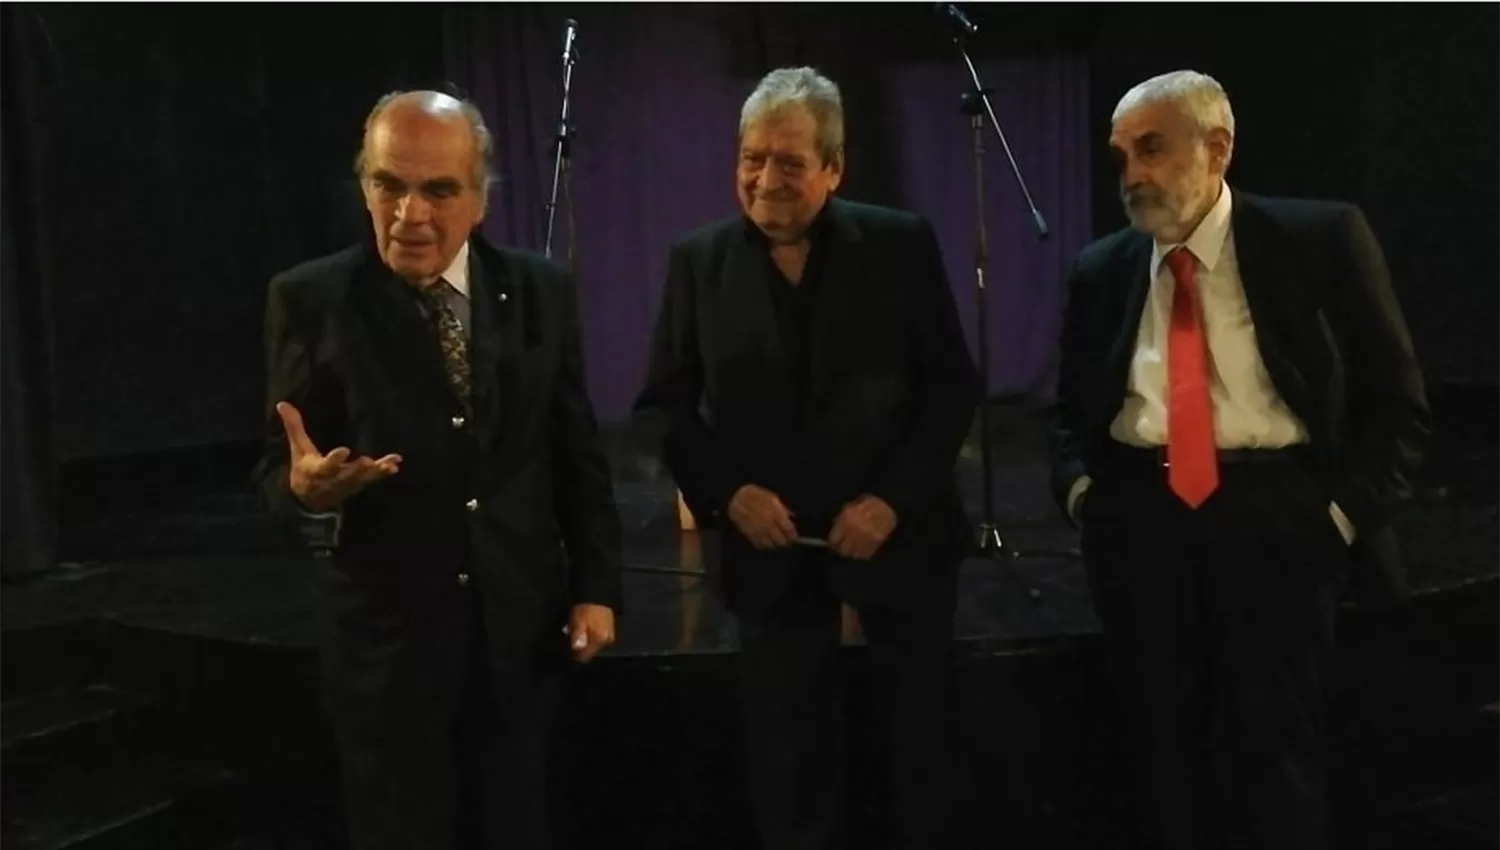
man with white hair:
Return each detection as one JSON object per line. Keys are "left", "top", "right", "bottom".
{"left": 636, "top": 67, "right": 980, "bottom": 850}
{"left": 1047, "top": 70, "right": 1429, "bottom": 849}
{"left": 253, "top": 89, "right": 623, "bottom": 850}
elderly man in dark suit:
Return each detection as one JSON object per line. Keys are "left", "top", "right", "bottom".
{"left": 635, "top": 67, "right": 981, "bottom": 850}
{"left": 1047, "top": 70, "right": 1430, "bottom": 850}
{"left": 252, "top": 90, "right": 622, "bottom": 850}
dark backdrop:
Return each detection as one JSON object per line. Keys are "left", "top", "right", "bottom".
{"left": 442, "top": 2, "right": 1094, "bottom": 418}
{"left": 2, "top": 2, "right": 1495, "bottom": 576}
{"left": 6, "top": 4, "right": 447, "bottom": 463}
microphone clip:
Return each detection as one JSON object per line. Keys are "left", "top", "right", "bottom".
{"left": 936, "top": 3, "right": 979, "bottom": 39}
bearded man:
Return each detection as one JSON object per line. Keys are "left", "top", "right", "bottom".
{"left": 1046, "top": 70, "right": 1429, "bottom": 850}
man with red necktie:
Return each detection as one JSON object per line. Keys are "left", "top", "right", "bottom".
{"left": 1047, "top": 70, "right": 1430, "bottom": 850}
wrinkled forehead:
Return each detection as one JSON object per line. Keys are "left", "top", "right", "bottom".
{"left": 365, "top": 117, "right": 475, "bottom": 182}
{"left": 1108, "top": 100, "right": 1191, "bottom": 150}
{"left": 740, "top": 106, "right": 820, "bottom": 153}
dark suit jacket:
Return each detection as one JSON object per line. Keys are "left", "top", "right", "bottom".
{"left": 635, "top": 198, "right": 981, "bottom": 615}
{"left": 1047, "top": 190, "right": 1430, "bottom": 609}
{"left": 252, "top": 235, "right": 622, "bottom": 735}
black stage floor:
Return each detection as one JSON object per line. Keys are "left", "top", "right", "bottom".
{"left": 3, "top": 395, "right": 1497, "bottom": 850}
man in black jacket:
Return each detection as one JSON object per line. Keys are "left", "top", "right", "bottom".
{"left": 636, "top": 67, "right": 980, "bottom": 850}
{"left": 252, "top": 90, "right": 622, "bottom": 850}
{"left": 1048, "top": 70, "right": 1430, "bottom": 850}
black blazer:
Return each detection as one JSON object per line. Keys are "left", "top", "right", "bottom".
{"left": 252, "top": 236, "right": 622, "bottom": 734}
{"left": 1047, "top": 190, "right": 1431, "bottom": 609}
{"left": 635, "top": 198, "right": 981, "bottom": 615}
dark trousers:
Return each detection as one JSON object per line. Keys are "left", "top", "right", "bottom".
{"left": 737, "top": 558, "right": 960, "bottom": 850}
{"left": 1080, "top": 448, "right": 1347, "bottom": 850}
{"left": 334, "top": 590, "right": 561, "bottom": 850}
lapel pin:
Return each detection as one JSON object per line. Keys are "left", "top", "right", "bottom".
{"left": 498, "top": 292, "right": 509, "bottom": 303}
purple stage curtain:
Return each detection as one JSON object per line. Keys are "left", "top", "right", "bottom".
{"left": 443, "top": 5, "right": 1092, "bottom": 420}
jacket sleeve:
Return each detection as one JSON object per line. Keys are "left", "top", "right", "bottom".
{"left": 548, "top": 270, "right": 626, "bottom": 612}
{"left": 249, "top": 273, "right": 349, "bottom": 548}
{"left": 1044, "top": 256, "right": 1094, "bottom": 518}
{"left": 865, "top": 218, "right": 981, "bottom": 523}
{"left": 634, "top": 241, "right": 748, "bottom": 526}
{"left": 1323, "top": 205, "right": 1431, "bottom": 535}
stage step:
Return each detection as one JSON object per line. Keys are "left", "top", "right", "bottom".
{"left": 1376, "top": 702, "right": 1499, "bottom": 850}
{"left": 2, "top": 683, "right": 150, "bottom": 750}
{"left": 1390, "top": 783, "right": 1500, "bottom": 850}
{"left": 1, "top": 749, "right": 242, "bottom": 850}
{"left": 0, "top": 632, "right": 283, "bottom": 850}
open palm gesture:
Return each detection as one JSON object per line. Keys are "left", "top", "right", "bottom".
{"left": 277, "top": 401, "right": 401, "bottom": 512}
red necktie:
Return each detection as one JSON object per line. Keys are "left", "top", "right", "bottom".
{"left": 1164, "top": 248, "right": 1218, "bottom": 508}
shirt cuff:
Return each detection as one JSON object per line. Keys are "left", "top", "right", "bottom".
{"left": 1066, "top": 476, "right": 1093, "bottom": 525}
{"left": 296, "top": 508, "right": 343, "bottom": 550}
{"left": 1329, "top": 501, "right": 1356, "bottom": 545}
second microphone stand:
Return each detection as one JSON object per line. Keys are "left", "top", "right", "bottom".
{"left": 539, "top": 19, "right": 702, "bottom": 580}
{"left": 543, "top": 20, "right": 579, "bottom": 275}
{"left": 949, "top": 29, "right": 1067, "bottom": 577}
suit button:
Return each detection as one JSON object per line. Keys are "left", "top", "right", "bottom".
{"left": 457, "top": 573, "right": 471, "bottom": 586}
{"left": 466, "top": 498, "right": 479, "bottom": 512}
{"left": 452, "top": 415, "right": 465, "bottom": 429}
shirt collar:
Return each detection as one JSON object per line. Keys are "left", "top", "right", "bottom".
{"left": 741, "top": 198, "right": 836, "bottom": 246}
{"left": 438, "top": 240, "right": 471, "bottom": 298}
{"left": 1150, "top": 180, "right": 1233, "bottom": 280}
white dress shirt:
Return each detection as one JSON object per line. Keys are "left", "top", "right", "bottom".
{"left": 1070, "top": 183, "right": 1355, "bottom": 543}
{"left": 443, "top": 240, "right": 471, "bottom": 293}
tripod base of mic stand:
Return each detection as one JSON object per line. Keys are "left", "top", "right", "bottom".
{"left": 973, "top": 523, "right": 1008, "bottom": 558}
{"left": 972, "top": 522, "right": 1043, "bottom": 600}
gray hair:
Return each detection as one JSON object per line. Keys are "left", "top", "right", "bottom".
{"left": 739, "top": 67, "right": 845, "bottom": 164}
{"left": 1112, "top": 70, "right": 1235, "bottom": 139}
{"left": 353, "top": 90, "right": 497, "bottom": 195}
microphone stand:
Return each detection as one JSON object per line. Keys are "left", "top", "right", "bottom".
{"left": 945, "top": 16, "right": 1071, "bottom": 578}
{"left": 539, "top": 18, "right": 700, "bottom": 579}
{"left": 543, "top": 19, "right": 578, "bottom": 275}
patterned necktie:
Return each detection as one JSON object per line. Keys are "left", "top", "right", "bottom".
{"left": 1164, "top": 247, "right": 1219, "bottom": 508}
{"left": 421, "top": 283, "right": 471, "bottom": 409}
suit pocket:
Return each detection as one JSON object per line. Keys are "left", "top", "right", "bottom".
{"left": 515, "top": 538, "right": 570, "bottom": 612}
{"left": 510, "top": 347, "right": 555, "bottom": 394}
{"left": 1282, "top": 466, "right": 1351, "bottom": 561}
{"left": 315, "top": 557, "right": 413, "bottom": 641}
{"left": 821, "top": 367, "right": 910, "bottom": 428}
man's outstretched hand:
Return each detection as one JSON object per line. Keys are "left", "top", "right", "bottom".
{"left": 277, "top": 401, "right": 401, "bottom": 513}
